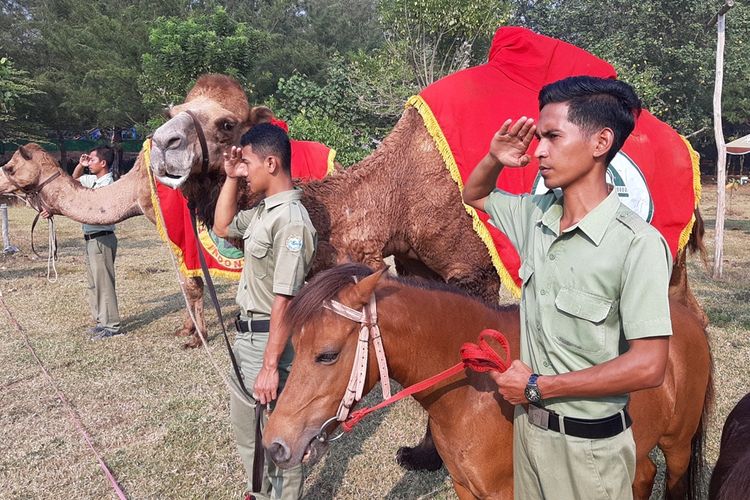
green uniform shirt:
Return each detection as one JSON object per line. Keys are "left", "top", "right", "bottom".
{"left": 79, "top": 173, "right": 116, "bottom": 234}
{"left": 227, "top": 189, "right": 317, "bottom": 320}
{"left": 485, "top": 188, "right": 673, "bottom": 419}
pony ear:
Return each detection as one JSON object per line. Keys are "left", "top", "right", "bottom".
{"left": 342, "top": 267, "right": 388, "bottom": 309}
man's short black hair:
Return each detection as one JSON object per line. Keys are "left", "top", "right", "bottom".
{"left": 240, "top": 123, "right": 292, "bottom": 175}
{"left": 539, "top": 76, "right": 642, "bottom": 165}
{"left": 92, "top": 145, "right": 114, "bottom": 169}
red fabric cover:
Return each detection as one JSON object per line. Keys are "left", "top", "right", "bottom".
{"left": 154, "top": 139, "right": 333, "bottom": 277}
{"left": 419, "top": 26, "right": 697, "bottom": 288}
{"left": 290, "top": 139, "right": 334, "bottom": 180}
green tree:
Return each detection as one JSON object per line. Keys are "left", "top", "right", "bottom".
{"left": 378, "top": 0, "right": 510, "bottom": 88}
{"left": 0, "top": 57, "right": 43, "bottom": 141}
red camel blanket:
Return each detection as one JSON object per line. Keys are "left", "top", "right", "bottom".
{"left": 407, "top": 26, "right": 700, "bottom": 296}
{"left": 145, "top": 138, "right": 336, "bottom": 279}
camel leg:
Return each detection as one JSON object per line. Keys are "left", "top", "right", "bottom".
{"left": 177, "top": 277, "right": 207, "bottom": 349}
{"left": 396, "top": 419, "right": 444, "bottom": 471}
{"left": 633, "top": 454, "right": 657, "bottom": 500}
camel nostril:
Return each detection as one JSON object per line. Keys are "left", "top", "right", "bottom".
{"left": 268, "top": 440, "right": 291, "bottom": 463}
{"left": 165, "top": 134, "right": 184, "bottom": 150}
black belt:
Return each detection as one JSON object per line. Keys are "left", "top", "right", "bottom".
{"left": 84, "top": 230, "right": 114, "bottom": 241}
{"left": 234, "top": 315, "right": 270, "bottom": 333}
{"left": 527, "top": 404, "right": 632, "bottom": 439}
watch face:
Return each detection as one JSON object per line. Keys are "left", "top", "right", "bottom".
{"left": 525, "top": 386, "right": 541, "bottom": 403}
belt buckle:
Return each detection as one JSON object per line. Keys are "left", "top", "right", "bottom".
{"left": 528, "top": 405, "right": 550, "bottom": 430}
{"left": 234, "top": 314, "right": 242, "bottom": 332}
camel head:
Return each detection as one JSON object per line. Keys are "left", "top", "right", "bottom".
{"left": 151, "top": 74, "right": 252, "bottom": 188}
{"left": 0, "top": 144, "right": 61, "bottom": 196}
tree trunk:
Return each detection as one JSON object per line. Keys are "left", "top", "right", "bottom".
{"left": 58, "top": 130, "right": 67, "bottom": 167}
{"left": 112, "top": 127, "right": 123, "bottom": 180}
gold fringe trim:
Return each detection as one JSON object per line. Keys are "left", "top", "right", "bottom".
{"left": 327, "top": 148, "right": 337, "bottom": 175}
{"left": 144, "top": 139, "right": 241, "bottom": 282}
{"left": 406, "top": 95, "right": 521, "bottom": 298}
{"left": 676, "top": 135, "right": 702, "bottom": 252}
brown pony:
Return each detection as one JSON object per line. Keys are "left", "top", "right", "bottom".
{"left": 263, "top": 264, "right": 712, "bottom": 499}
{"left": 709, "top": 392, "right": 750, "bottom": 500}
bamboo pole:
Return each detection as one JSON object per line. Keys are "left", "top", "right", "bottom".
{"left": 709, "top": 1, "right": 735, "bottom": 279}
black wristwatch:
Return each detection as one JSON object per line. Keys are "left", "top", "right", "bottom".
{"left": 524, "top": 373, "right": 542, "bottom": 404}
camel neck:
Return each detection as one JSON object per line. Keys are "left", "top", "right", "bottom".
{"left": 41, "top": 153, "right": 146, "bottom": 224}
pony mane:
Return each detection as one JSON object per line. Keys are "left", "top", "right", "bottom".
{"left": 287, "top": 262, "right": 512, "bottom": 334}
{"left": 287, "top": 263, "right": 374, "bottom": 334}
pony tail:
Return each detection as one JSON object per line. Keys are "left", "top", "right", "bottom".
{"left": 687, "top": 351, "right": 714, "bottom": 500}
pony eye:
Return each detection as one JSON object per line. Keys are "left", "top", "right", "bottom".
{"left": 222, "top": 121, "right": 236, "bottom": 132}
{"left": 315, "top": 352, "right": 339, "bottom": 364}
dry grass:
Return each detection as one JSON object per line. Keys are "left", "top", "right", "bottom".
{"left": 0, "top": 183, "right": 748, "bottom": 499}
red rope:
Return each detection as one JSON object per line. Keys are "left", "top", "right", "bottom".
{"left": 0, "top": 292, "right": 128, "bottom": 499}
{"left": 341, "top": 329, "right": 511, "bottom": 432}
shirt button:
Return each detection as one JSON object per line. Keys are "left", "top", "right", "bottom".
{"left": 543, "top": 361, "right": 550, "bottom": 367}
{"left": 540, "top": 289, "right": 547, "bottom": 296}
{"left": 549, "top": 254, "right": 556, "bottom": 261}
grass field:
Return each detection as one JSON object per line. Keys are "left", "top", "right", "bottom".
{"left": 1, "top": 183, "right": 748, "bottom": 499}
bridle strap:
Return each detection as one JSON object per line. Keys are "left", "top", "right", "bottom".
{"left": 323, "top": 293, "right": 392, "bottom": 422}
{"left": 184, "top": 110, "right": 210, "bottom": 175}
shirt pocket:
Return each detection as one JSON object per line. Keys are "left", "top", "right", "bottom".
{"left": 248, "top": 239, "right": 271, "bottom": 280}
{"left": 553, "top": 287, "right": 614, "bottom": 355}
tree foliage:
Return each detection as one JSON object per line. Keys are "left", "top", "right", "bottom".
{"left": 139, "top": 7, "right": 269, "bottom": 114}
{"left": 378, "top": 0, "right": 510, "bottom": 88}
{"left": 512, "top": 0, "right": 750, "bottom": 149}
{"left": 0, "top": 57, "right": 43, "bottom": 141}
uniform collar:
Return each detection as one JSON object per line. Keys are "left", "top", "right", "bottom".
{"left": 262, "top": 188, "right": 302, "bottom": 210}
{"left": 539, "top": 187, "right": 621, "bottom": 245}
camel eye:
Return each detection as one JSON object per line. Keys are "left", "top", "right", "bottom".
{"left": 221, "top": 120, "right": 236, "bottom": 132}
{"left": 315, "top": 352, "right": 339, "bottom": 365}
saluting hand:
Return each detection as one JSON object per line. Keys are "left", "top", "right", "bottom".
{"left": 488, "top": 117, "right": 537, "bottom": 168}
{"left": 223, "top": 146, "right": 244, "bottom": 178}
{"left": 491, "top": 359, "right": 533, "bottom": 405}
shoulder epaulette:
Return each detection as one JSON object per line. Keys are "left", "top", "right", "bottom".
{"left": 615, "top": 206, "right": 651, "bottom": 235}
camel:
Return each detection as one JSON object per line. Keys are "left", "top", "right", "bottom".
{"left": 0, "top": 75, "right": 254, "bottom": 348}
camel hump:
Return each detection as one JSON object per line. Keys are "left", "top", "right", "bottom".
{"left": 615, "top": 204, "right": 653, "bottom": 236}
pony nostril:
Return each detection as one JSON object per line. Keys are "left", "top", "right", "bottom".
{"left": 268, "top": 440, "right": 291, "bottom": 463}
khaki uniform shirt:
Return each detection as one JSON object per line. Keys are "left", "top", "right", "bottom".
{"left": 226, "top": 189, "right": 317, "bottom": 320}
{"left": 79, "top": 173, "right": 115, "bottom": 234}
{"left": 485, "top": 188, "right": 673, "bottom": 419}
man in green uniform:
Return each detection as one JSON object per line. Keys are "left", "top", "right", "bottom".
{"left": 214, "top": 123, "right": 317, "bottom": 500}
{"left": 43, "top": 146, "right": 122, "bottom": 339}
{"left": 463, "top": 76, "right": 672, "bottom": 500}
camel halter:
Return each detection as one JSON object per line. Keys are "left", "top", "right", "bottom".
{"left": 314, "top": 293, "right": 392, "bottom": 443}
{"left": 2, "top": 164, "right": 61, "bottom": 282}
{"left": 184, "top": 110, "right": 211, "bottom": 175}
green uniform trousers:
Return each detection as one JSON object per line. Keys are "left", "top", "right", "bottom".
{"left": 230, "top": 331, "right": 302, "bottom": 500}
{"left": 84, "top": 233, "right": 121, "bottom": 332}
{"left": 513, "top": 406, "right": 635, "bottom": 500}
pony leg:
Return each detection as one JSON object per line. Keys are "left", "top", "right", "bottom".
{"left": 661, "top": 441, "right": 693, "bottom": 500}
{"left": 395, "top": 419, "right": 444, "bottom": 471}
{"left": 453, "top": 479, "right": 478, "bottom": 500}
{"left": 633, "top": 454, "right": 657, "bottom": 500}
